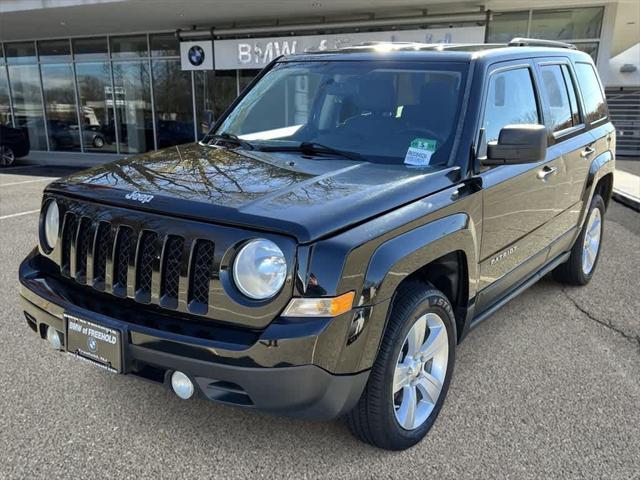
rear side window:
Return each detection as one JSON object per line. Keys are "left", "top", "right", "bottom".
{"left": 561, "top": 65, "right": 581, "bottom": 126}
{"left": 483, "top": 67, "right": 539, "bottom": 143}
{"left": 575, "top": 62, "right": 607, "bottom": 123}
{"left": 540, "top": 65, "right": 573, "bottom": 132}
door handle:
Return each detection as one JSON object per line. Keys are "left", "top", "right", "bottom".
{"left": 537, "top": 166, "right": 557, "bottom": 180}
{"left": 580, "top": 146, "right": 596, "bottom": 158}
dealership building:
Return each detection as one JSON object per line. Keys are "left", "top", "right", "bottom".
{"left": 0, "top": 0, "right": 638, "bottom": 163}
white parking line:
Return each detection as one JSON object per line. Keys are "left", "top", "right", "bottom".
{"left": 1, "top": 178, "right": 55, "bottom": 187}
{"left": 0, "top": 165, "right": 44, "bottom": 172}
{"left": 0, "top": 209, "right": 40, "bottom": 220}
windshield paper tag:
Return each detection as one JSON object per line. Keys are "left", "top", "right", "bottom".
{"left": 404, "top": 138, "right": 437, "bottom": 166}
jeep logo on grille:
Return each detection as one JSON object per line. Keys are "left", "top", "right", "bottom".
{"left": 125, "top": 191, "right": 154, "bottom": 204}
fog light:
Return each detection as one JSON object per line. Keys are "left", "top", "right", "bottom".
{"left": 46, "top": 326, "right": 62, "bottom": 350}
{"left": 171, "top": 371, "right": 194, "bottom": 400}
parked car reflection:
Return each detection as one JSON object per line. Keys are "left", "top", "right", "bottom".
{"left": 0, "top": 124, "right": 30, "bottom": 167}
{"left": 47, "top": 120, "right": 110, "bottom": 150}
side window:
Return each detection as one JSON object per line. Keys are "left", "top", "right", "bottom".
{"left": 561, "top": 65, "right": 581, "bottom": 126}
{"left": 483, "top": 68, "right": 539, "bottom": 143}
{"left": 540, "top": 64, "right": 573, "bottom": 132}
{"left": 574, "top": 62, "right": 607, "bottom": 123}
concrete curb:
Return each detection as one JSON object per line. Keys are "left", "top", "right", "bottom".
{"left": 612, "top": 169, "right": 640, "bottom": 212}
{"left": 612, "top": 189, "right": 640, "bottom": 212}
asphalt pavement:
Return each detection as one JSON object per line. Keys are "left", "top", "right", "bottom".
{"left": 1, "top": 165, "right": 639, "bottom": 480}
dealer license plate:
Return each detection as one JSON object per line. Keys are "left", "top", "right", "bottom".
{"left": 65, "top": 314, "right": 122, "bottom": 373}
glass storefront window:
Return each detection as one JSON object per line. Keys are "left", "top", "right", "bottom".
{"left": 76, "top": 62, "right": 117, "bottom": 153}
{"left": 152, "top": 59, "right": 194, "bottom": 148}
{"left": 239, "top": 69, "right": 260, "bottom": 93}
{"left": 5, "top": 42, "right": 37, "bottom": 64}
{"left": 0, "top": 44, "right": 5, "bottom": 65}
{"left": 486, "top": 11, "right": 529, "bottom": 43}
{"left": 73, "top": 37, "right": 108, "bottom": 61}
{"left": 8, "top": 64, "right": 47, "bottom": 149}
{"left": 0, "top": 67, "right": 13, "bottom": 125}
{"left": 212, "top": 70, "right": 238, "bottom": 122}
{"left": 112, "top": 61, "right": 153, "bottom": 153}
{"left": 41, "top": 63, "right": 80, "bottom": 151}
{"left": 150, "top": 33, "right": 180, "bottom": 57}
{"left": 574, "top": 42, "right": 599, "bottom": 62}
{"left": 194, "top": 70, "right": 215, "bottom": 137}
{"left": 110, "top": 35, "right": 148, "bottom": 59}
{"left": 530, "top": 7, "right": 603, "bottom": 41}
{"left": 38, "top": 40, "right": 71, "bottom": 63}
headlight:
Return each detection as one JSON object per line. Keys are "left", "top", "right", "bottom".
{"left": 232, "top": 239, "right": 287, "bottom": 300}
{"left": 42, "top": 200, "right": 60, "bottom": 251}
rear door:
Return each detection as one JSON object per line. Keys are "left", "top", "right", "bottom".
{"left": 533, "top": 59, "right": 595, "bottom": 259}
{"left": 475, "top": 60, "right": 562, "bottom": 312}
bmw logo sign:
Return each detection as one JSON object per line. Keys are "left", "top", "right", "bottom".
{"left": 87, "top": 337, "right": 98, "bottom": 352}
{"left": 188, "top": 45, "right": 205, "bottom": 66}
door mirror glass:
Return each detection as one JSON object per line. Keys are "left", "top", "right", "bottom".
{"left": 484, "top": 124, "right": 547, "bottom": 165}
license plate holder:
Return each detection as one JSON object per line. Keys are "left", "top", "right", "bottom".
{"left": 65, "top": 314, "right": 123, "bottom": 373}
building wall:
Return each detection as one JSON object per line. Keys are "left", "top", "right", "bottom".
{"left": 0, "top": 3, "right": 634, "bottom": 160}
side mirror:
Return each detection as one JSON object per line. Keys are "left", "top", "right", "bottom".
{"left": 484, "top": 124, "right": 547, "bottom": 165}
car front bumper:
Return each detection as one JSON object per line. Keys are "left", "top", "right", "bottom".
{"left": 19, "top": 251, "right": 369, "bottom": 420}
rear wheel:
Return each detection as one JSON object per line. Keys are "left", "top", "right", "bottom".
{"left": 0, "top": 145, "right": 16, "bottom": 167}
{"left": 93, "top": 136, "right": 105, "bottom": 148}
{"left": 347, "top": 283, "right": 456, "bottom": 450}
{"left": 553, "top": 193, "right": 605, "bottom": 285}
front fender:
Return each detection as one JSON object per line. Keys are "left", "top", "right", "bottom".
{"left": 362, "top": 213, "right": 475, "bottom": 304}
{"left": 352, "top": 212, "right": 478, "bottom": 371}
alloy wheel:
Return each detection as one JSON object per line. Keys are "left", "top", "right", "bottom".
{"left": 393, "top": 312, "right": 449, "bottom": 430}
{"left": 582, "top": 207, "right": 602, "bottom": 275}
{"left": 0, "top": 145, "right": 16, "bottom": 167}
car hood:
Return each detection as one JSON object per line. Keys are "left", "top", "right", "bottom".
{"left": 47, "top": 143, "right": 459, "bottom": 243}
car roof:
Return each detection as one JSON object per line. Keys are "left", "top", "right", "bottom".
{"left": 280, "top": 39, "right": 594, "bottom": 65}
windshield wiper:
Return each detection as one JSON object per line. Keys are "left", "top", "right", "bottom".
{"left": 260, "top": 142, "right": 361, "bottom": 160}
{"left": 207, "top": 132, "right": 254, "bottom": 150}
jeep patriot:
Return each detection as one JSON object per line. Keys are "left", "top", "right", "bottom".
{"left": 20, "top": 39, "right": 615, "bottom": 450}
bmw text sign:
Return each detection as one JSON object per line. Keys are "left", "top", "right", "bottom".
{"left": 213, "top": 26, "right": 485, "bottom": 70}
{"left": 180, "top": 40, "right": 214, "bottom": 70}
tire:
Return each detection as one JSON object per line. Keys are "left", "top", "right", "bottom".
{"left": 553, "top": 193, "right": 605, "bottom": 286}
{"left": 93, "top": 136, "right": 105, "bottom": 148}
{"left": 0, "top": 145, "right": 16, "bottom": 167}
{"left": 347, "top": 282, "right": 456, "bottom": 450}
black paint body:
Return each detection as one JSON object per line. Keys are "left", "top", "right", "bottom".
{"left": 19, "top": 46, "right": 615, "bottom": 419}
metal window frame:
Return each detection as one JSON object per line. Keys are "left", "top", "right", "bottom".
{"left": 69, "top": 38, "right": 85, "bottom": 152}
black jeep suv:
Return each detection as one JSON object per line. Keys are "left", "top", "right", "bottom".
{"left": 20, "top": 39, "right": 615, "bottom": 450}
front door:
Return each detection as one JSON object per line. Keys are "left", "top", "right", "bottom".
{"left": 476, "top": 62, "right": 562, "bottom": 312}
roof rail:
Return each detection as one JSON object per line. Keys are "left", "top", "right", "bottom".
{"left": 508, "top": 37, "right": 577, "bottom": 50}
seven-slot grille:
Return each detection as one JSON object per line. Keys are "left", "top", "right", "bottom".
{"left": 59, "top": 212, "right": 216, "bottom": 314}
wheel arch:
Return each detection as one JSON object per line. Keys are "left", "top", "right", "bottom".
{"left": 354, "top": 213, "right": 478, "bottom": 371}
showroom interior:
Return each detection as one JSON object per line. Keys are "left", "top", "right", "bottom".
{"left": 0, "top": 0, "right": 638, "bottom": 161}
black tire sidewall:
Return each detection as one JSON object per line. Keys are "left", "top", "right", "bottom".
{"left": 377, "top": 288, "right": 457, "bottom": 448}
{"left": 575, "top": 194, "right": 606, "bottom": 284}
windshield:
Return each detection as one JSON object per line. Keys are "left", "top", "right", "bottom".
{"left": 212, "top": 60, "right": 468, "bottom": 166}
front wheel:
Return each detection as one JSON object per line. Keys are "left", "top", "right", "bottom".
{"left": 347, "top": 283, "right": 456, "bottom": 450}
{"left": 553, "top": 193, "right": 605, "bottom": 285}
{"left": 0, "top": 145, "right": 16, "bottom": 167}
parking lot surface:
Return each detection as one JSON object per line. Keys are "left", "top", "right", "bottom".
{"left": 1, "top": 165, "right": 639, "bottom": 479}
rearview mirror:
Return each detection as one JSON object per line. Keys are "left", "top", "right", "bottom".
{"left": 484, "top": 124, "right": 547, "bottom": 165}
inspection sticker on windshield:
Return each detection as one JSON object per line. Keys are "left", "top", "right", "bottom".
{"left": 404, "top": 138, "right": 437, "bottom": 166}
